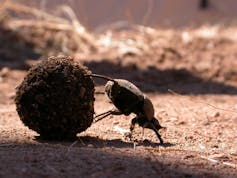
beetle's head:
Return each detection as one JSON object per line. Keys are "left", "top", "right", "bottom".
{"left": 144, "top": 117, "right": 163, "bottom": 131}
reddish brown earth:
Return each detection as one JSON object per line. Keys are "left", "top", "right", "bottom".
{"left": 0, "top": 25, "right": 237, "bottom": 178}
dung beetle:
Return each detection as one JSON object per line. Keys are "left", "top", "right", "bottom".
{"left": 89, "top": 74, "right": 164, "bottom": 144}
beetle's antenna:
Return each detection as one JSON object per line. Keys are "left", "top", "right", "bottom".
{"left": 88, "top": 74, "right": 116, "bottom": 82}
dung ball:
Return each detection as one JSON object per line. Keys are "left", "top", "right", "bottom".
{"left": 15, "top": 56, "right": 94, "bottom": 140}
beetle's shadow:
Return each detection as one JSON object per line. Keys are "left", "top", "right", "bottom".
{"left": 35, "top": 135, "right": 175, "bottom": 148}
{"left": 79, "top": 136, "right": 175, "bottom": 148}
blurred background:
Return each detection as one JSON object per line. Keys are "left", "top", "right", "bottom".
{"left": 7, "top": 0, "right": 237, "bottom": 29}
{"left": 0, "top": 0, "right": 237, "bottom": 88}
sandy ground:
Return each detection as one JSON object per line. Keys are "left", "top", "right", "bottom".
{"left": 1, "top": 27, "right": 237, "bottom": 177}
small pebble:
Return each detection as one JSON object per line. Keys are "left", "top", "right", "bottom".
{"left": 0, "top": 67, "right": 9, "bottom": 77}
{"left": 87, "top": 144, "right": 94, "bottom": 148}
{"left": 211, "top": 112, "right": 220, "bottom": 118}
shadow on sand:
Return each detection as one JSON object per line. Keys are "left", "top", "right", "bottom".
{"left": 0, "top": 139, "right": 235, "bottom": 178}
{"left": 84, "top": 60, "right": 237, "bottom": 95}
{"left": 0, "top": 27, "right": 40, "bottom": 70}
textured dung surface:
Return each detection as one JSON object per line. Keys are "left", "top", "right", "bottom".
{"left": 15, "top": 56, "right": 94, "bottom": 140}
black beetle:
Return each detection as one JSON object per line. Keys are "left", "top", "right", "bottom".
{"left": 90, "top": 74, "right": 164, "bottom": 144}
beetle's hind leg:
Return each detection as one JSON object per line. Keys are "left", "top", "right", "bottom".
{"left": 94, "top": 108, "right": 122, "bottom": 123}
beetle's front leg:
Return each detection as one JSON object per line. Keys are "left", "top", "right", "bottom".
{"left": 151, "top": 126, "right": 164, "bottom": 144}
{"left": 125, "top": 117, "right": 138, "bottom": 141}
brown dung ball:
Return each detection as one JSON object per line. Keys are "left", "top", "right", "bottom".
{"left": 15, "top": 56, "right": 94, "bottom": 140}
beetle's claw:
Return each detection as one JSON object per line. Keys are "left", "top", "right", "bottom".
{"left": 123, "top": 132, "right": 133, "bottom": 142}
{"left": 159, "top": 137, "right": 164, "bottom": 145}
